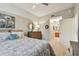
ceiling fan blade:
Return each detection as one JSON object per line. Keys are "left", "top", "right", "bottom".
{"left": 42, "top": 3, "right": 49, "bottom": 6}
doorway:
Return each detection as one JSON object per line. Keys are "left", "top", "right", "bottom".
{"left": 50, "top": 16, "right": 62, "bottom": 40}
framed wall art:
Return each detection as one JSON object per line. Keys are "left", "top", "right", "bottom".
{"left": 0, "top": 13, "right": 15, "bottom": 28}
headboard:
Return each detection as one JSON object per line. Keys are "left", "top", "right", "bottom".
{"left": 0, "top": 29, "right": 24, "bottom": 39}
{"left": 0, "top": 29, "right": 23, "bottom": 32}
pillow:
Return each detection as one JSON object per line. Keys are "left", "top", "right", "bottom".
{"left": 0, "top": 32, "right": 24, "bottom": 40}
{"left": 11, "top": 32, "right": 24, "bottom": 39}
{"left": 7, "top": 34, "right": 19, "bottom": 40}
{"left": 0, "top": 33, "right": 10, "bottom": 40}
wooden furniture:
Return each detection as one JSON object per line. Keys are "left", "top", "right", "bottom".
{"left": 52, "top": 31, "right": 60, "bottom": 40}
{"left": 28, "top": 31, "right": 42, "bottom": 39}
{"left": 55, "top": 32, "right": 60, "bottom": 37}
{"left": 0, "top": 29, "right": 23, "bottom": 32}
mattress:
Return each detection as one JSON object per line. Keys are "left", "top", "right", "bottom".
{"left": 0, "top": 37, "right": 55, "bottom": 56}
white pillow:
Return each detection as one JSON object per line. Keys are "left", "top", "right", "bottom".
{"left": 0, "top": 32, "right": 10, "bottom": 40}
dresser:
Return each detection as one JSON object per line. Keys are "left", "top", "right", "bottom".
{"left": 27, "top": 31, "right": 42, "bottom": 39}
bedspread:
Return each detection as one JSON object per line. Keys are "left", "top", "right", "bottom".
{"left": 0, "top": 37, "right": 55, "bottom": 56}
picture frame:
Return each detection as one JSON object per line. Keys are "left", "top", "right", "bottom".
{"left": 0, "top": 13, "right": 15, "bottom": 28}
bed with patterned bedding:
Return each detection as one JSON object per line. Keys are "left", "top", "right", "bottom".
{"left": 0, "top": 37, "right": 55, "bottom": 56}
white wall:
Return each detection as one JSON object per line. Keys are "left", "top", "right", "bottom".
{"left": 60, "top": 17, "right": 74, "bottom": 48}
{"left": 59, "top": 4, "right": 79, "bottom": 49}
{"left": 71, "top": 4, "right": 79, "bottom": 42}
{"left": 40, "top": 20, "right": 50, "bottom": 40}
{"left": 0, "top": 10, "right": 31, "bottom": 33}
{"left": 37, "top": 16, "right": 50, "bottom": 40}
{"left": 60, "top": 16, "right": 78, "bottom": 49}
{"left": 15, "top": 16, "right": 31, "bottom": 33}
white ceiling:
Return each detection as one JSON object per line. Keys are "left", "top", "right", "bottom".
{"left": 0, "top": 3, "right": 74, "bottom": 21}
{"left": 14, "top": 3, "right": 74, "bottom": 17}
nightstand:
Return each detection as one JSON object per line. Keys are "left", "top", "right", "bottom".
{"left": 27, "top": 31, "right": 42, "bottom": 39}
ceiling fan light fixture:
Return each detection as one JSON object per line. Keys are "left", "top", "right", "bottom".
{"left": 42, "top": 3, "right": 49, "bottom": 6}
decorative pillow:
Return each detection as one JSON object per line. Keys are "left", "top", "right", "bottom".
{"left": 7, "top": 34, "right": 19, "bottom": 40}
{"left": 0, "top": 32, "right": 24, "bottom": 40}
{"left": 11, "top": 32, "right": 24, "bottom": 39}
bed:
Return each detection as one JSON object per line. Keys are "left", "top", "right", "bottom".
{"left": 0, "top": 29, "right": 55, "bottom": 56}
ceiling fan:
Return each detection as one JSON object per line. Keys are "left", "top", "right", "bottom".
{"left": 41, "top": 3, "right": 49, "bottom": 6}
{"left": 32, "top": 3, "right": 49, "bottom": 9}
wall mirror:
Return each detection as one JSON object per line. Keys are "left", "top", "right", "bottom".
{"left": 45, "top": 25, "right": 49, "bottom": 29}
